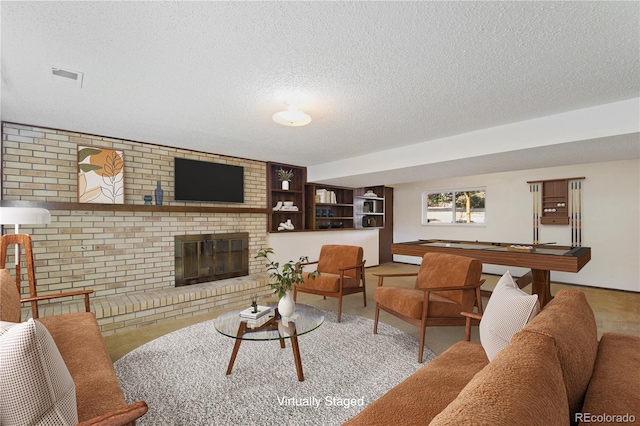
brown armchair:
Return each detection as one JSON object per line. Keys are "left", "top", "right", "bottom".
{"left": 293, "top": 245, "right": 366, "bottom": 323}
{"left": 0, "top": 233, "right": 147, "bottom": 425}
{"left": 0, "top": 233, "right": 93, "bottom": 319}
{"left": 374, "top": 252, "right": 485, "bottom": 362}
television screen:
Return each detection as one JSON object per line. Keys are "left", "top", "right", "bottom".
{"left": 174, "top": 158, "right": 244, "bottom": 203}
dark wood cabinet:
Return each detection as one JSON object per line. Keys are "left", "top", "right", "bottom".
{"left": 305, "top": 184, "right": 354, "bottom": 230}
{"left": 266, "top": 163, "right": 394, "bottom": 242}
{"left": 541, "top": 179, "right": 569, "bottom": 225}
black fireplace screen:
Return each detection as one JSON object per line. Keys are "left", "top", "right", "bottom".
{"left": 175, "top": 233, "right": 249, "bottom": 286}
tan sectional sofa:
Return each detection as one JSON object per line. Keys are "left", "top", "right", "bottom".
{"left": 344, "top": 289, "right": 640, "bottom": 426}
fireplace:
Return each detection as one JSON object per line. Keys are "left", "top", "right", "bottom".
{"left": 175, "top": 233, "right": 249, "bottom": 287}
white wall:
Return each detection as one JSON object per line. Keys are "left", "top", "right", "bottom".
{"left": 392, "top": 159, "right": 640, "bottom": 292}
{"left": 266, "top": 229, "right": 379, "bottom": 269}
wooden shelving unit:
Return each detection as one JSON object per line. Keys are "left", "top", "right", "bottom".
{"left": 304, "top": 184, "right": 354, "bottom": 230}
{"left": 266, "top": 163, "right": 394, "bottom": 239}
{"left": 354, "top": 186, "right": 385, "bottom": 228}
{"left": 540, "top": 179, "right": 569, "bottom": 225}
{"left": 267, "top": 162, "right": 307, "bottom": 232}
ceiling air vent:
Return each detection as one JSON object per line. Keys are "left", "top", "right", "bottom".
{"left": 50, "top": 66, "right": 84, "bottom": 88}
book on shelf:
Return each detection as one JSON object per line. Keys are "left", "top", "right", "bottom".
{"left": 239, "top": 305, "right": 273, "bottom": 319}
{"left": 316, "top": 189, "right": 327, "bottom": 203}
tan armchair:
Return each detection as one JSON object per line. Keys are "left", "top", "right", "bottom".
{"left": 293, "top": 245, "right": 366, "bottom": 322}
{"left": 374, "top": 252, "right": 485, "bottom": 362}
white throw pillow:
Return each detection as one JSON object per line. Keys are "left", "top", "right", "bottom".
{"left": 0, "top": 319, "right": 78, "bottom": 426}
{"left": 479, "top": 271, "right": 541, "bottom": 361}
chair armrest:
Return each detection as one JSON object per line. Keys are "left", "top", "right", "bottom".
{"left": 460, "top": 311, "right": 483, "bottom": 342}
{"left": 76, "top": 401, "right": 148, "bottom": 426}
{"left": 21, "top": 289, "right": 94, "bottom": 317}
{"left": 374, "top": 272, "right": 418, "bottom": 287}
{"left": 372, "top": 273, "right": 418, "bottom": 278}
{"left": 300, "top": 260, "right": 319, "bottom": 266}
{"left": 460, "top": 311, "right": 483, "bottom": 321}
{"left": 20, "top": 289, "right": 94, "bottom": 303}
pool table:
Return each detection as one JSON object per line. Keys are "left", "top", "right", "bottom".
{"left": 391, "top": 239, "right": 591, "bottom": 306}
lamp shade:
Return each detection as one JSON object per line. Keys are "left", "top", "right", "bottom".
{"left": 0, "top": 207, "right": 51, "bottom": 225}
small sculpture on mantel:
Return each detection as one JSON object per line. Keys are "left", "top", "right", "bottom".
{"left": 277, "top": 219, "right": 295, "bottom": 231}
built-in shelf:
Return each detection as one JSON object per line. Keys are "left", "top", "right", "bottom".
{"left": 354, "top": 186, "right": 385, "bottom": 228}
{"left": 305, "top": 184, "right": 354, "bottom": 230}
{"left": 0, "top": 200, "right": 269, "bottom": 214}
{"left": 267, "top": 162, "right": 307, "bottom": 232}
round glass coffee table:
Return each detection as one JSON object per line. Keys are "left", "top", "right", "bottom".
{"left": 215, "top": 304, "right": 324, "bottom": 381}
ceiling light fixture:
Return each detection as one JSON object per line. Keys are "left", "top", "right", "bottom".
{"left": 272, "top": 102, "right": 312, "bottom": 127}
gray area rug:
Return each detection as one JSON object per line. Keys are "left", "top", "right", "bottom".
{"left": 114, "top": 311, "right": 435, "bottom": 425}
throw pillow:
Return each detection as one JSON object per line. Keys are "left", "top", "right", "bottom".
{"left": 0, "top": 319, "right": 78, "bottom": 425}
{"left": 479, "top": 271, "right": 540, "bottom": 361}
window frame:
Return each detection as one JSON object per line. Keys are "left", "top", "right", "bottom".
{"left": 422, "top": 187, "right": 486, "bottom": 226}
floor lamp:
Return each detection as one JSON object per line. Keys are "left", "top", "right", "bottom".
{"left": 0, "top": 207, "right": 51, "bottom": 298}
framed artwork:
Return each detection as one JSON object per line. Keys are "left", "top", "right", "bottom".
{"left": 77, "top": 145, "right": 124, "bottom": 204}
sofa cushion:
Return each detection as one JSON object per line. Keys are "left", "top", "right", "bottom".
{"left": 0, "top": 319, "right": 78, "bottom": 425}
{"left": 429, "top": 330, "right": 569, "bottom": 426}
{"left": 374, "top": 287, "right": 464, "bottom": 319}
{"left": 343, "top": 341, "right": 489, "bottom": 426}
{"left": 578, "top": 332, "right": 640, "bottom": 426}
{"left": 0, "top": 269, "right": 21, "bottom": 323}
{"left": 479, "top": 271, "right": 540, "bottom": 360}
{"left": 523, "top": 289, "right": 598, "bottom": 420}
{"left": 38, "top": 312, "right": 127, "bottom": 422}
{"left": 300, "top": 272, "right": 359, "bottom": 292}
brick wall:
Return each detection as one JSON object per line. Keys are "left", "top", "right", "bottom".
{"left": 1, "top": 122, "right": 271, "bottom": 332}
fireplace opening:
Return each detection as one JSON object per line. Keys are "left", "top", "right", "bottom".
{"left": 175, "top": 233, "right": 249, "bottom": 287}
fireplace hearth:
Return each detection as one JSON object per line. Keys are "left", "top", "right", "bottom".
{"left": 175, "top": 233, "right": 249, "bottom": 287}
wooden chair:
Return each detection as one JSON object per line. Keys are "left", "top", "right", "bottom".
{"left": 0, "top": 233, "right": 93, "bottom": 319}
{"left": 374, "top": 252, "right": 485, "bottom": 363}
{"left": 293, "top": 245, "right": 366, "bottom": 323}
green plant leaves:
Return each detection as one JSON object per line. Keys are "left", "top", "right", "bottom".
{"left": 255, "top": 247, "right": 318, "bottom": 297}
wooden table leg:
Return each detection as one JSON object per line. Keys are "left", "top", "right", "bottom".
{"left": 225, "top": 317, "right": 305, "bottom": 381}
{"left": 282, "top": 321, "right": 304, "bottom": 381}
{"left": 516, "top": 269, "right": 553, "bottom": 307}
{"left": 226, "top": 321, "right": 248, "bottom": 375}
{"left": 531, "top": 269, "right": 552, "bottom": 307}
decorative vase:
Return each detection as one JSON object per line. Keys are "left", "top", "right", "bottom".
{"left": 154, "top": 181, "right": 164, "bottom": 205}
{"left": 282, "top": 181, "right": 290, "bottom": 190}
{"left": 278, "top": 290, "right": 295, "bottom": 318}
{"left": 143, "top": 195, "right": 152, "bottom": 205}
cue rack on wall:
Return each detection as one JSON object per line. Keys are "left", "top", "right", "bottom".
{"left": 527, "top": 177, "right": 585, "bottom": 247}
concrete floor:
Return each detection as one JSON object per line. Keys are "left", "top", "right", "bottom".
{"left": 105, "top": 262, "right": 640, "bottom": 362}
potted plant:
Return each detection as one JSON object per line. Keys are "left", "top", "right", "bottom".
{"left": 256, "top": 247, "right": 318, "bottom": 317}
{"left": 277, "top": 168, "right": 294, "bottom": 190}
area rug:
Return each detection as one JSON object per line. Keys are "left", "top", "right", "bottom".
{"left": 114, "top": 311, "right": 435, "bottom": 425}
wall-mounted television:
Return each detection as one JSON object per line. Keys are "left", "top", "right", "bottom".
{"left": 174, "top": 158, "right": 244, "bottom": 203}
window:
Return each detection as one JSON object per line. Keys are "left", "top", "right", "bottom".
{"left": 422, "top": 188, "right": 486, "bottom": 225}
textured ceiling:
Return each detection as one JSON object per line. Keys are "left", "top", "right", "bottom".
{"left": 1, "top": 1, "right": 639, "bottom": 186}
